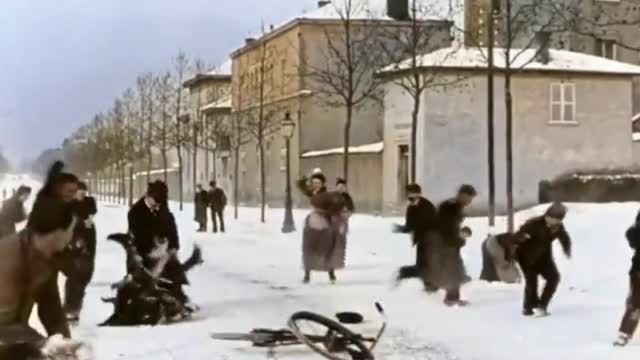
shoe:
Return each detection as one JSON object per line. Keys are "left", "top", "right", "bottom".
{"left": 534, "top": 308, "right": 550, "bottom": 317}
{"left": 614, "top": 333, "right": 630, "bottom": 347}
{"left": 329, "top": 272, "right": 336, "bottom": 284}
{"left": 522, "top": 308, "right": 534, "bottom": 316}
{"left": 444, "top": 299, "right": 468, "bottom": 307}
{"left": 303, "top": 274, "right": 310, "bottom": 284}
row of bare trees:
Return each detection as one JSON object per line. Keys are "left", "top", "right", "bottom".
{"left": 62, "top": 51, "right": 215, "bottom": 209}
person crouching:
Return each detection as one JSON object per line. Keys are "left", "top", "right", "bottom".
{"left": 480, "top": 232, "right": 526, "bottom": 284}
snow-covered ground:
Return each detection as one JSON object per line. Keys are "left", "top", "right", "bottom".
{"left": 13, "top": 174, "right": 640, "bottom": 359}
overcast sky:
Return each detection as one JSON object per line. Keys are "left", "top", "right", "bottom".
{"left": 0, "top": 0, "right": 318, "bottom": 162}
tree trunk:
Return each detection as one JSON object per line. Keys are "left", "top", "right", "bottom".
{"left": 505, "top": 73, "right": 515, "bottom": 232}
{"left": 410, "top": 80, "right": 421, "bottom": 183}
{"left": 343, "top": 105, "right": 352, "bottom": 182}
{"left": 193, "top": 125, "right": 198, "bottom": 197}
{"left": 259, "top": 138, "right": 266, "bottom": 223}
{"left": 233, "top": 147, "right": 240, "bottom": 220}
{"left": 212, "top": 149, "right": 217, "bottom": 180}
{"left": 487, "top": 21, "right": 496, "bottom": 228}
{"left": 177, "top": 148, "right": 184, "bottom": 211}
{"left": 128, "top": 165, "right": 134, "bottom": 206}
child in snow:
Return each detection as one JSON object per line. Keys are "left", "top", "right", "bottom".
{"left": 614, "top": 210, "right": 640, "bottom": 346}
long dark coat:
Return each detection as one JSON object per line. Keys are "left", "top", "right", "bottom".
{"left": 0, "top": 196, "right": 27, "bottom": 237}
{"left": 398, "top": 197, "right": 436, "bottom": 266}
{"left": 194, "top": 190, "right": 209, "bottom": 224}
{"left": 421, "top": 199, "right": 470, "bottom": 290}
{"left": 128, "top": 198, "right": 186, "bottom": 285}
{"left": 208, "top": 188, "right": 227, "bottom": 211}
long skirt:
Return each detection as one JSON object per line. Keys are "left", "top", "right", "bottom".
{"left": 421, "top": 231, "right": 470, "bottom": 291}
{"left": 480, "top": 235, "right": 521, "bottom": 283}
{"left": 302, "top": 211, "right": 346, "bottom": 271}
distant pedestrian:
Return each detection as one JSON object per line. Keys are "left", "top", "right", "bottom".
{"left": 194, "top": 184, "right": 209, "bottom": 232}
{"left": 208, "top": 181, "right": 227, "bottom": 233}
{"left": 0, "top": 185, "right": 31, "bottom": 238}
{"left": 393, "top": 183, "right": 437, "bottom": 290}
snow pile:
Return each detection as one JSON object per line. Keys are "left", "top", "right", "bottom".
{"left": 301, "top": 142, "right": 384, "bottom": 157}
{"left": 381, "top": 46, "right": 640, "bottom": 75}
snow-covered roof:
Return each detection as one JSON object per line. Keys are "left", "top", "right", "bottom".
{"left": 207, "top": 58, "right": 232, "bottom": 76}
{"left": 633, "top": 113, "right": 640, "bottom": 122}
{"left": 633, "top": 132, "right": 640, "bottom": 142}
{"left": 201, "top": 96, "right": 231, "bottom": 112}
{"left": 133, "top": 167, "right": 179, "bottom": 178}
{"left": 301, "top": 142, "right": 383, "bottom": 158}
{"left": 380, "top": 46, "right": 640, "bottom": 76}
{"left": 300, "top": 0, "right": 454, "bottom": 22}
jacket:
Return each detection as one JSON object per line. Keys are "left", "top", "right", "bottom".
{"left": 128, "top": 198, "right": 179, "bottom": 257}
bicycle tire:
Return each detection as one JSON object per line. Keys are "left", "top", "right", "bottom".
{"left": 288, "top": 311, "right": 374, "bottom": 360}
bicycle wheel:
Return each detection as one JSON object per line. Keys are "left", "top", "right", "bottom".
{"left": 288, "top": 311, "right": 374, "bottom": 360}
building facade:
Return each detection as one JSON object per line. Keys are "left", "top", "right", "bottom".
{"left": 382, "top": 47, "right": 640, "bottom": 213}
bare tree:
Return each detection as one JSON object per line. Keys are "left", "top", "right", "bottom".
{"left": 172, "top": 51, "right": 190, "bottom": 210}
{"left": 378, "top": 0, "right": 460, "bottom": 182}
{"left": 154, "top": 72, "right": 175, "bottom": 183}
{"left": 466, "top": 0, "right": 577, "bottom": 231}
{"left": 302, "top": 0, "right": 385, "bottom": 182}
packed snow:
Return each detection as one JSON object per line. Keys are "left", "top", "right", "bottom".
{"left": 381, "top": 46, "right": 640, "bottom": 76}
{"left": 302, "top": 142, "right": 384, "bottom": 158}
{"left": 7, "top": 173, "right": 640, "bottom": 359}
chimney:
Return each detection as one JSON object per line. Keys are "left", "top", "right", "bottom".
{"left": 534, "top": 31, "right": 551, "bottom": 64}
{"left": 387, "top": 0, "right": 409, "bottom": 21}
{"left": 318, "top": 0, "right": 331, "bottom": 8}
{"left": 245, "top": 37, "right": 256, "bottom": 45}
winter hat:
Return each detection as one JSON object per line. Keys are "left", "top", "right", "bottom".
{"left": 147, "top": 180, "right": 169, "bottom": 204}
{"left": 310, "top": 172, "right": 326, "bottom": 184}
{"left": 458, "top": 184, "right": 477, "bottom": 197}
{"left": 545, "top": 202, "right": 567, "bottom": 220}
{"left": 336, "top": 177, "right": 347, "bottom": 186}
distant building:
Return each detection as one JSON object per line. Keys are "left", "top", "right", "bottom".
{"left": 229, "top": 0, "right": 453, "bottom": 211}
{"left": 381, "top": 46, "right": 640, "bottom": 213}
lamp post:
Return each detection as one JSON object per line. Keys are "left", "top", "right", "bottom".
{"left": 281, "top": 112, "right": 296, "bottom": 233}
{"left": 128, "top": 163, "right": 134, "bottom": 207}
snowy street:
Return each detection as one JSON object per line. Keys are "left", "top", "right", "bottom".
{"left": 27, "top": 194, "right": 640, "bottom": 360}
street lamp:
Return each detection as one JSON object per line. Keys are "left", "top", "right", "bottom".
{"left": 281, "top": 112, "right": 296, "bottom": 233}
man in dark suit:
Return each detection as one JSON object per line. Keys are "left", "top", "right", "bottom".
{"left": 208, "top": 181, "right": 227, "bottom": 233}
{"left": 393, "top": 184, "right": 437, "bottom": 290}
{"left": 128, "top": 181, "right": 188, "bottom": 304}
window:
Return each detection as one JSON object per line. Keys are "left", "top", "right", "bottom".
{"left": 596, "top": 39, "right": 617, "bottom": 60}
{"left": 550, "top": 83, "right": 576, "bottom": 124}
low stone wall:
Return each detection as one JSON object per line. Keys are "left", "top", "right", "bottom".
{"left": 540, "top": 173, "right": 640, "bottom": 203}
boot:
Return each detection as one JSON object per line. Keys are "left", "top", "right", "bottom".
{"left": 328, "top": 270, "right": 336, "bottom": 284}
{"left": 303, "top": 271, "right": 310, "bottom": 284}
{"left": 614, "top": 333, "right": 630, "bottom": 347}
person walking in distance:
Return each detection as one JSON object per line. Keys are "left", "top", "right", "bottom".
{"left": 62, "top": 181, "right": 97, "bottom": 322}
{"left": 208, "top": 181, "right": 227, "bottom": 233}
{"left": 194, "top": 184, "right": 209, "bottom": 232}
{"left": 0, "top": 185, "right": 31, "bottom": 238}
{"left": 614, "top": 210, "right": 640, "bottom": 346}
{"left": 515, "top": 202, "right": 571, "bottom": 317}
{"left": 392, "top": 184, "right": 437, "bottom": 291}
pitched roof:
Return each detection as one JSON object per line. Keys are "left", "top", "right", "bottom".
{"left": 201, "top": 96, "right": 231, "bottom": 113}
{"left": 184, "top": 58, "right": 232, "bottom": 88}
{"left": 380, "top": 46, "right": 640, "bottom": 76}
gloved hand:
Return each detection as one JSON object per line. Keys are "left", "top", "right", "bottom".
{"left": 84, "top": 216, "right": 94, "bottom": 229}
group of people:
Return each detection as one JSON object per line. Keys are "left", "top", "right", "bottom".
{"left": 392, "top": 182, "right": 573, "bottom": 313}
{"left": 0, "top": 162, "right": 200, "bottom": 354}
{"left": 194, "top": 181, "right": 227, "bottom": 233}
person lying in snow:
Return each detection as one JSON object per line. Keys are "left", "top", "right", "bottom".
{"left": 100, "top": 233, "right": 203, "bottom": 326}
{"left": 479, "top": 232, "right": 526, "bottom": 284}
